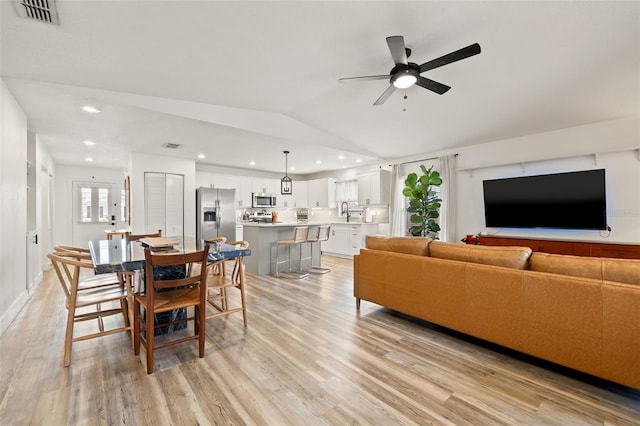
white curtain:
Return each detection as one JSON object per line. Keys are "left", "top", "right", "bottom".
{"left": 389, "top": 164, "right": 406, "bottom": 236}
{"left": 438, "top": 154, "right": 458, "bottom": 242}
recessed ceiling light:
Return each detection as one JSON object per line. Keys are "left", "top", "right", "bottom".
{"left": 290, "top": 166, "right": 296, "bottom": 171}
{"left": 316, "top": 160, "right": 322, "bottom": 164}
{"left": 338, "top": 155, "right": 345, "bottom": 160}
{"left": 81, "top": 105, "right": 101, "bottom": 113}
{"left": 355, "top": 159, "right": 362, "bottom": 163}
{"left": 83, "top": 140, "right": 96, "bottom": 146}
{"left": 85, "top": 157, "right": 93, "bottom": 162}
{"left": 249, "top": 161, "right": 255, "bottom": 166}
{"left": 198, "top": 154, "right": 205, "bottom": 159}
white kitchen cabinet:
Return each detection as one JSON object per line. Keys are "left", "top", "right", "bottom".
{"left": 293, "top": 181, "right": 308, "bottom": 208}
{"left": 358, "top": 170, "right": 391, "bottom": 205}
{"left": 350, "top": 223, "right": 379, "bottom": 255}
{"left": 307, "top": 178, "right": 336, "bottom": 208}
{"left": 227, "top": 175, "right": 252, "bottom": 208}
{"left": 321, "top": 224, "right": 350, "bottom": 256}
{"left": 321, "top": 223, "right": 378, "bottom": 257}
{"left": 252, "top": 178, "right": 279, "bottom": 195}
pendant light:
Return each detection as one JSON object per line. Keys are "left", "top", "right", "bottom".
{"left": 281, "top": 150, "right": 292, "bottom": 195}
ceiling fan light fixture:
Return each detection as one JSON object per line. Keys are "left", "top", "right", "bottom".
{"left": 392, "top": 72, "right": 417, "bottom": 89}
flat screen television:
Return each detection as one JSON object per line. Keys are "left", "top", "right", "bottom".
{"left": 482, "top": 169, "right": 607, "bottom": 230}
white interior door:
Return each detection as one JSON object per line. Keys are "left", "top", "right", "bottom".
{"left": 144, "top": 172, "right": 184, "bottom": 237}
{"left": 165, "top": 174, "right": 184, "bottom": 238}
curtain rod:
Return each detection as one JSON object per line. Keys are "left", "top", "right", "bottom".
{"left": 389, "top": 153, "right": 458, "bottom": 167}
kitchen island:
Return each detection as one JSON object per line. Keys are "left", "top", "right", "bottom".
{"left": 242, "top": 222, "right": 322, "bottom": 276}
{"left": 242, "top": 221, "right": 379, "bottom": 275}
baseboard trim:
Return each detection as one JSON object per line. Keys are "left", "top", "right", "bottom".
{"left": 0, "top": 290, "right": 29, "bottom": 337}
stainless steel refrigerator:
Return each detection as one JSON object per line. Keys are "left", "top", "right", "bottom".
{"left": 196, "top": 187, "right": 236, "bottom": 242}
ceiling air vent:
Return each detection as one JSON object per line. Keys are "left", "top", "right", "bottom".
{"left": 162, "top": 143, "right": 182, "bottom": 149}
{"left": 14, "top": 0, "right": 59, "bottom": 25}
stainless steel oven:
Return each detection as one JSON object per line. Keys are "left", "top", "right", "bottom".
{"left": 252, "top": 193, "right": 277, "bottom": 208}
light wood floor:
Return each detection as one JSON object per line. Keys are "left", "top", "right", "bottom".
{"left": 1, "top": 256, "right": 638, "bottom": 425}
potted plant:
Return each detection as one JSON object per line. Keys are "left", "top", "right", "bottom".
{"left": 403, "top": 165, "right": 443, "bottom": 238}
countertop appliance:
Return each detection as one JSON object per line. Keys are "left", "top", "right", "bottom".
{"left": 196, "top": 187, "right": 236, "bottom": 242}
{"left": 252, "top": 192, "right": 277, "bottom": 208}
{"left": 248, "top": 211, "right": 272, "bottom": 222}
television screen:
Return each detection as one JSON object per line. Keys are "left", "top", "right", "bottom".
{"left": 482, "top": 169, "right": 607, "bottom": 230}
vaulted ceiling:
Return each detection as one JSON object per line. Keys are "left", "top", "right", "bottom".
{"left": 2, "top": 1, "right": 639, "bottom": 174}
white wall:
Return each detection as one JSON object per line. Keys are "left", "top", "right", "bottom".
{"left": 0, "top": 80, "right": 28, "bottom": 335}
{"left": 130, "top": 152, "right": 196, "bottom": 237}
{"left": 53, "top": 165, "right": 125, "bottom": 247}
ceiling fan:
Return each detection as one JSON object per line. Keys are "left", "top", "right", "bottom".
{"left": 339, "top": 36, "right": 481, "bottom": 105}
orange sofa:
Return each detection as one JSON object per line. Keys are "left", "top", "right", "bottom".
{"left": 353, "top": 237, "right": 640, "bottom": 389}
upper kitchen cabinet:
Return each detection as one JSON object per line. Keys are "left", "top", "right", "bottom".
{"left": 226, "top": 176, "right": 252, "bottom": 208}
{"left": 307, "top": 178, "right": 336, "bottom": 208}
{"left": 252, "top": 178, "right": 279, "bottom": 195}
{"left": 358, "top": 170, "right": 391, "bottom": 205}
{"left": 280, "top": 180, "right": 308, "bottom": 208}
{"left": 293, "top": 181, "right": 308, "bottom": 208}
{"left": 196, "top": 172, "right": 227, "bottom": 189}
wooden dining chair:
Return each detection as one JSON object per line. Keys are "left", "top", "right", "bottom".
{"left": 133, "top": 245, "right": 209, "bottom": 374}
{"left": 48, "top": 251, "right": 133, "bottom": 367}
{"left": 126, "top": 229, "right": 162, "bottom": 242}
{"left": 54, "top": 245, "right": 125, "bottom": 290}
{"left": 205, "top": 241, "right": 249, "bottom": 326}
{"left": 204, "top": 236, "right": 227, "bottom": 276}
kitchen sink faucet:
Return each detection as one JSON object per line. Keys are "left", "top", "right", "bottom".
{"left": 341, "top": 201, "right": 350, "bottom": 223}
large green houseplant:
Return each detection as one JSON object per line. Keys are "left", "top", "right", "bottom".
{"left": 403, "top": 165, "right": 443, "bottom": 238}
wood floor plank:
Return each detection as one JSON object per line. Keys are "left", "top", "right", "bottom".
{"left": 1, "top": 255, "right": 639, "bottom": 425}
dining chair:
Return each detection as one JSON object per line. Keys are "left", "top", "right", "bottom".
{"left": 126, "top": 229, "right": 162, "bottom": 242}
{"left": 54, "top": 245, "right": 125, "bottom": 289}
{"left": 204, "top": 236, "right": 227, "bottom": 276}
{"left": 48, "top": 251, "right": 133, "bottom": 367}
{"left": 205, "top": 241, "right": 249, "bottom": 326}
{"left": 133, "top": 245, "right": 209, "bottom": 374}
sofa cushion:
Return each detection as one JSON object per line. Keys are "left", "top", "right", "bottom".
{"left": 365, "top": 236, "right": 431, "bottom": 256}
{"left": 602, "top": 258, "right": 640, "bottom": 286}
{"left": 429, "top": 241, "right": 532, "bottom": 270}
{"left": 530, "top": 252, "right": 603, "bottom": 281}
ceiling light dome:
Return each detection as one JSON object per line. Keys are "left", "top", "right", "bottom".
{"left": 391, "top": 69, "right": 418, "bottom": 89}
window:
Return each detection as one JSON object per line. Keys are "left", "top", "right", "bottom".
{"left": 78, "top": 184, "right": 112, "bottom": 223}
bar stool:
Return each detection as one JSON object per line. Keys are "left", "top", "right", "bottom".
{"left": 274, "top": 226, "right": 309, "bottom": 278}
{"left": 302, "top": 225, "right": 331, "bottom": 274}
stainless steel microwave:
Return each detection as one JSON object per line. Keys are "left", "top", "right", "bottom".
{"left": 252, "top": 193, "right": 277, "bottom": 208}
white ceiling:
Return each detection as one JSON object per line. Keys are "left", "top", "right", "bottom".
{"left": 1, "top": 1, "right": 639, "bottom": 175}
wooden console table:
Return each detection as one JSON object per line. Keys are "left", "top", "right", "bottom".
{"left": 480, "top": 236, "right": 640, "bottom": 259}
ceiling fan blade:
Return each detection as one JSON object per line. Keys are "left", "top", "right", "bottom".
{"left": 373, "top": 84, "right": 396, "bottom": 106}
{"left": 338, "top": 74, "right": 389, "bottom": 83}
{"left": 415, "top": 76, "right": 451, "bottom": 95}
{"left": 419, "top": 43, "right": 481, "bottom": 73}
{"left": 386, "top": 36, "right": 408, "bottom": 66}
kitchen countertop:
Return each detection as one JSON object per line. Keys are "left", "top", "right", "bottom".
{"left": 240, "top": 221, "right": 378, "bottom": 227}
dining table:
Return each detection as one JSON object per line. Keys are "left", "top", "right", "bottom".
{"left": 89, "top": 236, "right": 251, "bottom": 275}
{"left": 88, "top": 236, "right": 251, "bottom": 335}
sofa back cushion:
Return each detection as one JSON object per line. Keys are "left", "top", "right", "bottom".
{"left": 365, "top": 236, "right": 431, "bottom": 256}
{"left": 429, "top": 241, "right": 532, "bottom": 270}
{"left": 530, "top": 253, "right": 603, "bottom": 280}
{"left": 602, "top": 258, "right": 640, "bottom": 285}
{"left": 529, "top": 253, "right": 640, "bottom": 285}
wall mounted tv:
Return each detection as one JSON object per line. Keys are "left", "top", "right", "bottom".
{"left": 482, "top": 169, "right": 607, "bottom": 230}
